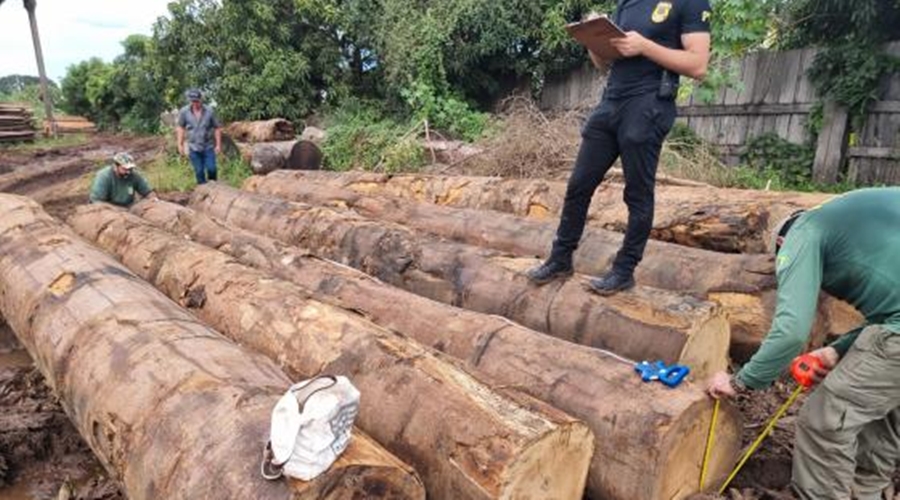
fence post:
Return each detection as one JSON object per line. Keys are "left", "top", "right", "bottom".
{"left": 812, "top": 101, "right": 849, "bottom": 184}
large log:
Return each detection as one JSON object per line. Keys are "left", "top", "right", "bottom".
{"left": 70, "top": 204, "right": 595, "bottom": 500}
{"left": 247, "top": 172, "right": 773, "bottom": 294}
{"left": 245, "top": 173, "right": 863, "bottom": 359}
{"left": 190, "top": 184, "right": 730, "bottom": 378}
{"left": 225, "top": 119, "right": 295, "bottom": 143}
{"left": 251, "top": 140, "right": 323, "bottom": 175}
{"left": 130, "top": 199, "right": 744, "bottom": 500}
{"left": 282, "top": 171, "right": 833, "bottom": 254}
{"left": 0, "top": 195, "right": 424, "bottom": 500}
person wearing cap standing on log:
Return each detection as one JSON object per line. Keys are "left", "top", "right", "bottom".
{"left": 707, "top": 188, "right": 900, "bottom": 500}
{"left": 526, "top": 1, "right": 712, "bottom": 295}
{"left": 88, "top": 152, "right": 158, "bottom": 207}
{"left": 176, "top": 88, "right": 222, "bottom": 185}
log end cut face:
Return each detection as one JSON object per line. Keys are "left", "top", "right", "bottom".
{"left": 657, "top": 398, "right": 742, "bottom": 499}
{"left": 498, "top": 421, "right": 594, "bottom": 500}
{"left": 290, "top": 433, "right": 426, "bottom": 500}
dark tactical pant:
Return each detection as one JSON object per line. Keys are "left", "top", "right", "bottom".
{"left": 549, "top": 91, "right": 676, "bottom": 277}
{"left": 793, "top": 325, "right": 900, "bottom": 500}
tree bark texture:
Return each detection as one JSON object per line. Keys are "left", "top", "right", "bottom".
{"left": 189, "top": 184, "right": 731, "bottom": 378}
{"left": 279, "top": 171, "right": 833, "bottom": 254}
{"left": 246, "top": 172, "right": 862, "bottom": 361}
{"left": 224, "top": 118, "right": 295, "bottom": 143}
{"left": 251, "top": 140, "right": 322, "bottom": 175}
{"left": 0, "top": 194, "right": 424, "bottom": 500}
{"left": 130, "top": 199, "right": 744, "bottom": 500}
{"left": 69, "top": 204, "right": 594, "bottom": 500}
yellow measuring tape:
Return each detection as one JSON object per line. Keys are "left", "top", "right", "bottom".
{"left": 698, "top": 399, "right": 719, "bottom": 491}
{"left": 699, "top": 385, "right": 805, "bottom": 495}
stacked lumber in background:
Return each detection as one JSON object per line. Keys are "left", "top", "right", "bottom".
{"left": 71, "top": 204, "right": 596, "bottom": 500}
{"left": 0, "top": 103, "right": 37, "bottom": 143}
{"left": 128, "top": 198, "right": 743, "bottom": 500}
{"left": 0, "top": 194, "right": 425, "bottom": 500}
{"left": 51, "top": 114, "right": 97, "bottom": 134}
{"left": 257, "top": 171, "right": 862, "bottom": 360}
{"left": 225, "top": 118, "right": 322, "bottom": 173}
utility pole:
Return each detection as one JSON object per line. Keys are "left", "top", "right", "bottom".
{"left": 23, "top": 0, "right": 56, "bottom": 137}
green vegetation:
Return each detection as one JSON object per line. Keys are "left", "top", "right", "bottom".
{"left": 61, "top": 35, "right": 165, "bottom": 133}
{"left": 0, "top": 75, "right": 63, "bottom": 121}
{"left": 661, "top": 125, "right": 860, "bottom": 193}
{"left": 143, "top": 153, "right": 252, "bottom": 192}
{"left": 779, "top": 0, "right": 900, "bottom": 127}
{"left": 4, "top": 0, "right": 893, "bottom": 186}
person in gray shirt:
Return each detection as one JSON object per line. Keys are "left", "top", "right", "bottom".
{"left": 176, "top": 88, "right": 222, "bottom": 184}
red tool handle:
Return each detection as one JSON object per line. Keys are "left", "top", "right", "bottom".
{"left": 790, "top": 353, "right": 823, "bottom": 388}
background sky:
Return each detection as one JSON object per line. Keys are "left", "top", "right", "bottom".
{"left": 0, "top": 0, "right": 173, "bottom": 84}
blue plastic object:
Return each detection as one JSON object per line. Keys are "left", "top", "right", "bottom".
{"left": 634, "top": 360, "right": 691, "bottom": 388}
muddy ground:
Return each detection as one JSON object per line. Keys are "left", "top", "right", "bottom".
{"left": 0, "top": 134, "right": 891, "bottom": 499}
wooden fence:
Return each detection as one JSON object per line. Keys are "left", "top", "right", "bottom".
{"left": 539, "top": 43, "right": 900, "bottom": 185}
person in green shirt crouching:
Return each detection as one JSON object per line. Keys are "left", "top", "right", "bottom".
{"left": 89, "top": 152, "right": 158, "bottom": 207}
{"left": 707, "top": 187, "right": 900, "bottom": 500}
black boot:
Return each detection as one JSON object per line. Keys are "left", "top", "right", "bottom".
{"left": 525, "top": 258, "right": 574, "bottom": 285}
{"left": 587, "top": 271, "right": 635, "bottom": 296}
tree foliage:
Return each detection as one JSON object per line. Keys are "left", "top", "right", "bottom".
{"left": 0, "top": 78, "right": 62, "bottom": 121}
{"left": 777, "top": 0, "right": 900, "bottom": 122}
{"left": 0, "top": 74, "right": 46, "bottom": 95}
{"left": 60, "top": 36, "right": 166, "bottom": 133}
{"left": 52, "top": 0, "right": 898, "bottom": 139}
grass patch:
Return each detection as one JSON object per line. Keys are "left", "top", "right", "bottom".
{"left": 142, "top": 151, "right": 252, "bottom": 193}
{"left": 1, "top": 134, "right": 89, "bottom": 152}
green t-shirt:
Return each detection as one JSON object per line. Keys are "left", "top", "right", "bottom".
{"left": 737, "top": 187, "right": 900, "bottom": 389}
{"left": 89, "top": 165, "right": 152, "bottom": 207}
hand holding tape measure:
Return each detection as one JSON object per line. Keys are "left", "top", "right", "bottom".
{"left": 699, "top": 353, "right": 826, "bottom": 494}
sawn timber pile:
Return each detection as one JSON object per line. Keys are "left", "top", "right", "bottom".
{"left": 191, "top": 184, "right": 731, "bottom": 378}
{"left": 0, "top": 104, "right": 36, "bottom": 143}
{"left": 246, "top": 171, "right": 863, "bottom": 360}
{"left": 283, "top": 170, "right": 832, "bottom": 254}
{"left": 0, "top": 194, "right": 424, "bottom": 500}
{"left": 128, "top": 199, "right": 743, "bottom": 500}
{"left": 70, "top": 204, "right": 594, "bottom": 500}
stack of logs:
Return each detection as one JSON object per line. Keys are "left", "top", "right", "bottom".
{"left": 224, "top": 118, "right": 323, "bottom": 174}
{"left": 247, "top": 170, "right": 862, "bottom": 361}
{"left": 0, "top": 103, "right": 36, "bottom": 143}
{"left": 1, "top": 167, "right": 854, "bottom": 499}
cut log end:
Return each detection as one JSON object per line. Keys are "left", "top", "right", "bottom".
{"left": 657, "top": 398, "right": 742, "bottom": 499}
{"left": 502, "top": 421, "right": 593, "bottom": 500}
{"left": 679, "top": 311, "right": 731, "bottom": 380}
{"left": 292, "top": 433, "right": 425, "bottom": 500}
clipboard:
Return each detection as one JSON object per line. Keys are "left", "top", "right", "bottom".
{"left": 564, "top": 15, "right": 626, "bottom": 61}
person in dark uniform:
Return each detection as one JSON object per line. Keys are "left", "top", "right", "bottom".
{"left": 527, "top": 0, "right": 712, "bottom": 295}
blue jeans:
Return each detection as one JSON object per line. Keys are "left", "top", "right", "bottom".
{"left": 188, "top": 148, "right": 218, "bottom": 185}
